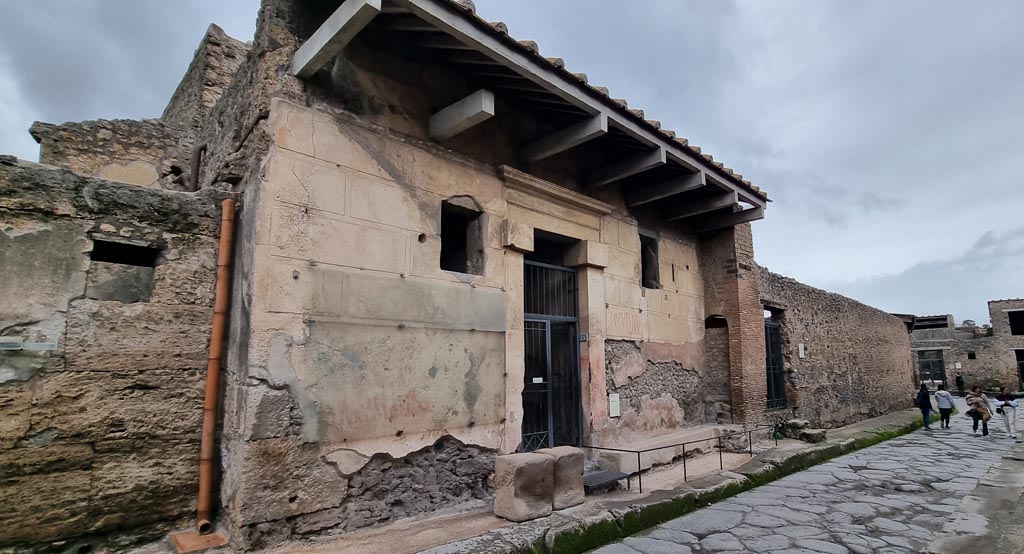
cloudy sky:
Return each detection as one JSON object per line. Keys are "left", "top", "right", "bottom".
{"left": 1, "top": 1, "right": 1021, "bottom": 323}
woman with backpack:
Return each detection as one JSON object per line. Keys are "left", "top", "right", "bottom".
{"left": 916, "top": 383, "right": 935, "bottom": 431}
{"left": 965, "top": 386, "right": 995, "bottom": 437}
{"left": 934, "top": 384, "right": 955, "bottom": 429}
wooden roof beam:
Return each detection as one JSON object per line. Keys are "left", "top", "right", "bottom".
{"left": 586, "top": 147, "right": 666, "bottom": 189}
{"left": 694, "top": 206, "right": 765, "bottom": 232}
{"left": 661, "top": 191, "right": 738, "bottom": 223}
{"left": 429, "top": 89, "right": 495, "bottom": 140}
{"left": 390, "top": 0, "right": 766, "bottom": 207}
{"left": 626, "top": 171, "right": 706, "bottom": 207}
{"left": 292, "top": 0, "right": 382, "bottom": 78}
{"left": 521, "top": 114, "right": 608, "bottom": 162}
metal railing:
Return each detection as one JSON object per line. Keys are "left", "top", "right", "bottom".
{"left": 583, "top": 424, "right": 778, "bottom": 493}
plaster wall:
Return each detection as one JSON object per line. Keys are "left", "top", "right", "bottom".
{"left": 0, "top": 159, "right": 226, "bottom": 550}
{"left": 223, "top": 98, "right": 722, "bottom": 539}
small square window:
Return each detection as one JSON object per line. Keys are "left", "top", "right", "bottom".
{"left": 439, "top": 198, "right": 484, "bottom": 275}
{"left": 639, "top": 234, "right": 659, "bottom": 289}
{"left": 1009, "top": 311, "right": 1024, "bottom": 336}
{"left": 967, "top": 351, "right": 976, "bottom": 360}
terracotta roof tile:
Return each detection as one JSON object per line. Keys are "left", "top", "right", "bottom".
{"left": 592, "top": 85, "right": 609, "bottom": 96}
{"left": 662, "top": 129, "right": 676, "bottom": 138}
{"left": 518, "top": 40, "right": 539, "bottom": 54}
{"left": 489, "top": 21, "right": 508, "bottom": 34}
{"left": 645, "top": 119, "right": 661, "bottom": 130}
{"left": 629, "top": 108, "right": 645, "bottom": 119}
{"left": 612, "top": 98, "right": 628, "bottom": 108}
{"left": 572, "top": 72, "right": 588, "bottom": 83}
{"left": 546, "top": 57, "right": 565, "bottom": 68}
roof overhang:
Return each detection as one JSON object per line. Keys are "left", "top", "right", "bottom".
{"left": 291, "top": 0, "right": 768, "bottom": 230}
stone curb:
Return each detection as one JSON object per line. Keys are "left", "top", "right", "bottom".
{"left": 420, "top": 411, "right": 926, "bottom": 554}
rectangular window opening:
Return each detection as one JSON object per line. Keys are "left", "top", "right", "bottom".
{"left": 90, "top": 239, "right": 161, "bottom": 267}
{"left": 967, "top": 351, "right": 977, "bottom": 360}
{"left": 1009, "top": 311, "right": 1024, "bottom": 335}
{"left": 639, "top": 234, "right": 660, "bottom": 289}
{"left": 439, "top": 199, "right": 484, "bottom": 275}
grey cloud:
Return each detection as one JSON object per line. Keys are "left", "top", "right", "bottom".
{"left": 821, "top": 227, "right": 1024, "bottom": 323}
{"left": 0, "top": 0, "right": 1021, "bottom": 316}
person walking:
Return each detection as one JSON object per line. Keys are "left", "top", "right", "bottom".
{"left": 994, "top": 386, "right": 1018, "bottom": 439}
{"left": 934, "top": 384, "right": 955, "bottom": 429}
{"left": 965, "top": 386, "right": 995, "bottom": 437}
{"left": 955, "top": 373, "right": 966, "bottom": 397}
{"left": 916, "top": 383, "right": 935, "bottom": 431}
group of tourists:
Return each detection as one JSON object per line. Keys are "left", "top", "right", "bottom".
{"left": 915, "top": 379, "right": 1018, "bottom": 439}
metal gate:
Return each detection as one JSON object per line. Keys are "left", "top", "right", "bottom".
{"left": 520, "top": 261, "right": 581, "bottom": 451}
{"left": 764, "top": 320, "right": 788, "bottom": 410}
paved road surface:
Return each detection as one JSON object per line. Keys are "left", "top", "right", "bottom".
{"left": 594, "top": 400, "right": 1018, "bottom": 554}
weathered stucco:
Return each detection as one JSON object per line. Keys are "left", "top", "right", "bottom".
{"left": 0, "top": 158, "right": 229, "bottom": 550}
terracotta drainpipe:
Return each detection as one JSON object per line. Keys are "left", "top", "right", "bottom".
{"left": 196, "top": 198, "right": 236, "bottom": 534}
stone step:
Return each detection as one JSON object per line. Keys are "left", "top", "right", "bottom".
{"left": 587, "top": 425, "right": 724, "bottom": 473}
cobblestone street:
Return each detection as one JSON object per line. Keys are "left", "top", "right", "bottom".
{"left": 595, "top": 401, "right": 1019, "bottom": 554}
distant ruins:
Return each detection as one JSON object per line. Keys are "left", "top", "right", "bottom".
{"left": 910, "top": 299, "right": 1024, "bottom": 390}
{"left": 0, "top": 1, "right": 917, "bottom": 551}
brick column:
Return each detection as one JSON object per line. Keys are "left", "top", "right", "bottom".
{"left": 699, "top": 223, "right": 766, "bottom": 423}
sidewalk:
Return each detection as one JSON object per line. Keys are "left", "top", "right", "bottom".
{"left": 250, "top": 407, "right": 928, "bottom": 554}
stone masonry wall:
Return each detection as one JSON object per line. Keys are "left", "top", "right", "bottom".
{"left": 758, "top": 268, "right": 915, "bottom": 428}
{"left": 0, "top": 158, "right": 229, "bottom": 550}
{"left": 910, "top": 300, "right": 1024, "bottom": 390}
{"left": 30, "top": 119, "right": 190, "bottom": 190}
{"left": 162, "top": 24, "right": 249, "bottom": 138}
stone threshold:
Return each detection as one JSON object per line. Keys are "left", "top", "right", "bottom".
{"left": 421, "top": 408, "right": 927, "bottom": 554}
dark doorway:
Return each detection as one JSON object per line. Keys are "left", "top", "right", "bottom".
{"left": 764, "top": 312, "right": 787, "bottom": 410}
{"left": 520, "top": 233, "right": 581, "bottom": 451}
{"left": 917, "top": 350, "right": 946, "bottom": 386}
{"left": 1016, "top": 350, "right": 1024, "bottom": 391}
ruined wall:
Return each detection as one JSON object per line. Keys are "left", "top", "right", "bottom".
{"left": 163, "top": 24, "right": 249, "bottom": 137}
{"left": 911, "top": 300, "right": 1024, "bottom": 389}
{"left": 758, "top": 268, "right": 915, "bottom": 428}
{"left": 29, "top": 119, "right": 189, "bottom": 189}
{"left": 0, "top": 158, "right": 227, "bottom": 550}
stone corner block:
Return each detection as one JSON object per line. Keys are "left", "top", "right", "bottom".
{"left": 566, "top": 240, "right": 608, "bottom": 269}
{"left": 535, "top": 446, "right": 585, "bottom": 509}
{"left": 493, "top": 452, "right": 554, "bottom": 522}
{"left": 502, "top": 219, "right": 534, "bottom": 253}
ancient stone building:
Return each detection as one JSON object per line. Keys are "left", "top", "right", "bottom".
{"left": 910, "top": 299, "right": 1024, "bottom": 390}
{"left": 0, "top": 1, "right": 916, "bottom": 551}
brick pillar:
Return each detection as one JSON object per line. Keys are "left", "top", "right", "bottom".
{"left": 699, "top": 223, "right": 766, "bottom": 423}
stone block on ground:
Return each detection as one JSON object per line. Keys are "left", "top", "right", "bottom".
{"left": 799, "top": 428, "right": 827, "bottom": 443}
{"left": 536, "top": 446, "right": 584, "bottom": 509}
{"left": 493, "top": 452, "right": 554, "bottom": 522}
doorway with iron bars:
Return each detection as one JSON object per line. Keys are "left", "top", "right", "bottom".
{"left": 519, "top": 231, "right": 583, "bottom": 452}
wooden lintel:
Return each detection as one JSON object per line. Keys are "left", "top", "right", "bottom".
{"left": 694, "top": 206, "right": 765, "bottom": 232}
{"left": 661, "top": 191, "right": 739, "bottom": 223}
{"left": 586, "top": 148, "right": 667, "bottom": 188}
{"left": 626, "top": 171, "right": 706, "bottom": 207}
{"left": 429, "top": 89, "right": 496, "bottom": 140}
{"left": 521, "top": 114, "right": 608, "bottom": 162}
{"left": 292, "top": 0, "right": 382, "bottom": 78}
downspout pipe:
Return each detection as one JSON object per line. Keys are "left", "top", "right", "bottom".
{"left": 197, "top": 198, "right": 236, "bottom": 534}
